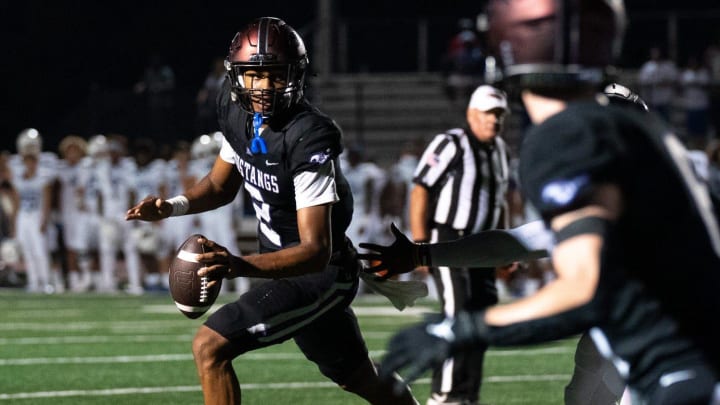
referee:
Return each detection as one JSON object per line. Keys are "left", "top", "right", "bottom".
{"left": 410, "top": 84, "right": 510, "bottom": 405}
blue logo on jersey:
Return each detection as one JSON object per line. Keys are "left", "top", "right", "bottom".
{"left": 540, "top": 175, "right": 589, "bottom": 207}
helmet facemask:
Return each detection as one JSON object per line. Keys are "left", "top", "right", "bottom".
{"left": 226, "top": 60, "right": 306, "bottom": 117}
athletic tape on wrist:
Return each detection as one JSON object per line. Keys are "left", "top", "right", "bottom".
{"left": 167, "top": 195, "right": 190, "bottom": 217}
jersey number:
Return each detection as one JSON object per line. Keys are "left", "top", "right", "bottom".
{"left": 244, "top": 183, "right": 282, "bottom": 246}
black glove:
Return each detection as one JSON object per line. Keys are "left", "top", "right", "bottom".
{"left": 358, "top": 223, "right": 430, "bottom": 280}
{"left": 379, "top": 311, "right": 488, "bottom": 390}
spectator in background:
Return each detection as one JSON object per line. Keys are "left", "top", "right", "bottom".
{"left": 134, "top": 54, "right": 176, "bottom": 145}
{"left": 195, "top": 57, "right": 227, "bottom": 134}
{"left": 680, "top": 55, "right": 711, "bottom": 149}
{"left": 442, "top": 18, "right": 486, "bottom": 107}
{"left": 638, "top": 46, "right": 678, "bottom": 123}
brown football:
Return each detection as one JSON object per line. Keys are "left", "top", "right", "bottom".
{"left": 168, "top": 234, "right": 222, "bottom": 319}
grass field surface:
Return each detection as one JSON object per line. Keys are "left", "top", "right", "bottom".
{"left": 0, "top": 291, "right": 577, "bottom": 404}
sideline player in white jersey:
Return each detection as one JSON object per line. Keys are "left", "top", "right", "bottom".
{"left": 11, "top": 129, "right": 61, "bottom": 293}
{"left": 340, "top": 146, "right": 386, "bottom": 295}
{"left": 130, "top": 138, "right": 168, "bottom": 291}
{"left": 95, "top": 135, "right": 142, "bottom": 294}
{"left": 56, "top": 135, "right": 92, "bottom": 292}
{"left": 190, "top": 133, "right": 248, "bottom": 294}
{"left": 161, "top": 140, "right": 201, "bottom": 281}
{"left": 341, "top": 146, "right": 387, "bottom": 249}
{"left": 78, "top": 135, "right": 110, "bottom": 290}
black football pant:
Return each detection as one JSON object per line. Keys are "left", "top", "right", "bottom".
{"left": 564, "top": 332, "right": 625, "bottom": 405}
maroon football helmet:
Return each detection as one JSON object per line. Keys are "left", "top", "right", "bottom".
{"left": 486, "top": 0, "right": 626, "bottom": 90}
{"left": 225, "top": 17, "right": 308, "bottom": 117}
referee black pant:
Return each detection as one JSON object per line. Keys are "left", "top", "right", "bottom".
{"left": 429, "top": 225, "right": 498, "bottom": 404}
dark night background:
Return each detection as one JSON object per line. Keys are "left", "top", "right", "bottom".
{"left": 2, "top": 0, "right": 719, "bottom": 153}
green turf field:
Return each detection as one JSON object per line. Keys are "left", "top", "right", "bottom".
{"left": 0, "top": 291, "right": 577, "bottom": 404}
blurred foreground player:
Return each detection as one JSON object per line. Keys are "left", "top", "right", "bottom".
{"left": 375, "top": 1, "right": 720, "bottom": 404}
{"left": 126, "top": 17, "right": 418, "bottom": 405}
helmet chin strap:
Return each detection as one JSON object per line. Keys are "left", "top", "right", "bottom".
{"left": 250, "top": 113, "right": 268, "bottom": 155}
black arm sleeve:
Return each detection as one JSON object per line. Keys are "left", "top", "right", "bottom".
{"left": 427, "top": 228, "right": 549, "bottom": 268}
{"left": 483, "top": 301, "right": 600, "bottom": 346}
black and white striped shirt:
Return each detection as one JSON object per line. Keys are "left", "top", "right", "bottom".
{"left": 413, "top": 128, "right": 509, "bottom": 233}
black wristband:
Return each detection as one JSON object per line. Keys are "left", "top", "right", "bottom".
{"left": 416, "top": 244, "right": 432, "bottom": 267}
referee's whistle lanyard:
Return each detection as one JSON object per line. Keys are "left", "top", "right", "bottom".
{"left": 251, "top": 112, "right": 268, "bottom": 155}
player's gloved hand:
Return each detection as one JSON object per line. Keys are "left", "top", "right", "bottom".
{"left": 358, "top": 223, "right": 430, "bottom": 280}
{"left": 125, "top": 196, "right": 172, "bottom": 222}
{"left": 379, "top": 311, "right": 488, "bottom": 391}
{"left": 196, "top": 237, "right": 237, "bottom": 286}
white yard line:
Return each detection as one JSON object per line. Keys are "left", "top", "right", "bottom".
{"left": 0, "top": 375, "right": 571, "bottom": 400}
{"left": 0, "top": 335, "right": 194, "bottom": 345}
{"left": 0, "top": 347, "right": 574, "bottom": 366}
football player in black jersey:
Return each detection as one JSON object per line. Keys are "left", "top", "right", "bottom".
{"left": 126, "top": 17, "right": 418, "bottom": 405}
{"left": 367, "top": 1, "right": 720, "bottom": 404}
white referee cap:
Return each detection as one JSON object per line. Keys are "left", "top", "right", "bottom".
{"left": 468, "top": 85, "right": 509, "bottom": 112}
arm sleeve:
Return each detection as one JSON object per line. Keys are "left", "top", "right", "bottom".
{"left": 484, "top": 302, "right": 598, "bottom": 346}
{"left": 294, "top": 162, "right": 338, "bottom": 210}
{"left": 427, "top": 220, "right": 550, "bottom": 268}
{"left": 290, "top": 118, "right": 343, "bottom": 209}
{"left": 219, "top": 138, "right": 235, "bottom": 164}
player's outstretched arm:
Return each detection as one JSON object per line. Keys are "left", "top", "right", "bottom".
{"left": 125, "top": 156, "right": 242, "bottom": 222}
{"left": 359, "top": 220, "right": 550, "bottom": 278}
{"left": 125, "top": 196, "right": 172, "bottom": 221}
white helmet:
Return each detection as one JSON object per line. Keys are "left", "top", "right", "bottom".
{"left": 87, "top": 135, "right": 109, "bottom": 158}
{"left": 0, "top": 238, "right": 21, "bottom": 264}
{"left": 16, "top": 128, "right": 42, "bottom": 156}
{"left": 211, "top": 131, "right": 225, "bottom": 149}
{"left": 191, "top": 134, "right": 217, "bottom": 160}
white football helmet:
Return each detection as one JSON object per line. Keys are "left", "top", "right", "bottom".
{"left": 191, "top": 134, "right": 218, "bottom": 160}
{"left": 0, "top": 238, "right": 21, "bottom": 264}
{"left": 16, "top": 128, "right": 42, "bottom": 156}
{"left": 87, "top": 135, "right": 110, "bottom": 159}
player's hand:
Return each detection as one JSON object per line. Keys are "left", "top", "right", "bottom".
{"left": 196, "top": 237, "right": 237, "bottom": 286}
{"left": 358, "top": 223, "right": 424, "bottom": 280}
{"left": 379, "top": 311, "right": 488, "bottom": 388}
{"left": 125, "top": 196, "right": 171, "bottom": 222}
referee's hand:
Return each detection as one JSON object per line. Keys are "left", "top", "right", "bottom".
{"left": 358, "top": 223, "right": 420, "bottom": 280}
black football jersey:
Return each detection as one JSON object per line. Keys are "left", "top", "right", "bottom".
{"left": 519, "top": 101, "right": 720, "bottom": 389}
{"left": 216, "top": 81, "right": 353, "bottom": 254}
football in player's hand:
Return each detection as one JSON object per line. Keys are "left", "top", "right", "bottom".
{"left": 168, "top": 234, "right": 222, "bottom": 319}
